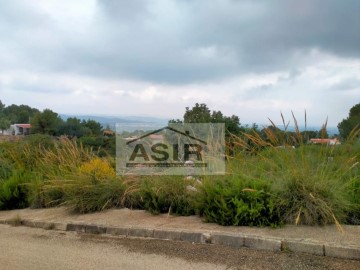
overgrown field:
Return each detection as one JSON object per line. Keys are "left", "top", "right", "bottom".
{"left": 0, "top": 127, "right": 359, "bottom": 227}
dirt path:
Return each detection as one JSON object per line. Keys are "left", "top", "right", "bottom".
{"left": 1, "top": 225, "right": 359, "bottom": 270}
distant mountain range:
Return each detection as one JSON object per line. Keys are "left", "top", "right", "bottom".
{"left": 60, "top": 114, "right": 168, "bottom": 130}
{"left": 277, "top": 125, "right": 339, "bottom": 136}
{"left": 253, "top": 124, "right": 339, "bottom": 136}
{"left": 60, "top": 114, "right": 339, "bottom": 136}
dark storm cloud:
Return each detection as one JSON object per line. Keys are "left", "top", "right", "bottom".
{"left": 181, "top": 0, "right": 360, "bottom": 70}
{"left": 0, "top": 0, "right": 359, "bottom": 84}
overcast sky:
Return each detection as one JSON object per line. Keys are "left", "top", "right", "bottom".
{"left": 0, "top": 0, "right": 359, "bottom": 126}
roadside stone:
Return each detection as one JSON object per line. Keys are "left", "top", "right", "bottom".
{"left": 32, "top": 220, "right": 46, "bottom": 228}
{"left": 127, "top": 227, "right": 154, "bottom": 238}
{"left": 40, "top": 222, "right": 55, "bottom": 230}
{"left": 31, "top": 220, "right": 54, "bottom": 230}
{"left": 53, "top": 222, "right": 67, "bottom": 231}
{"left": 180, "top": 231, "right": 209, "bottom": 244}
{"left": 244, "top": 236, "right": 282, "bottom": 251}
{"left": 325, "top": 244, "right": 360, "bottom": 260}
{"left": 282, "top": 240, "right": 324, "bottom": 256}
{"left": 85, "top": 224, "right": 107, "bottom": 234}
{"left": 211, "top": 233, "right": 244, "bottom": 248}
{"left": 154, "top": 229, "right": 182, "bottom": 241}
{"left": 21, "top": 219, "right": 35, "bottom": 227}
{"left": 1, "top": 207, "right": 359, "bottom": 260}
{"left": 66, "top": 223, "right": 86, "bottom": 233}
{"left": 106, "top": 226, "right": 128, "bottom": 236}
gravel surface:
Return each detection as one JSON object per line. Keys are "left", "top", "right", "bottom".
{"left": 1, "top": 225, "right": 359, "bottom": 270}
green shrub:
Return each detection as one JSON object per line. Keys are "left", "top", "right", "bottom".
{"left": 79, "top": 136, "right": 116, "bottom": 157}
{"left": 0, "top": 115, "right": 358, "bottom": 229}
{"left": 197, "top": 177, "right": 281, "bottom": 227}
{"left": 27, "top": 178, "right": 65, "bottom": 208}
{"left": 63, "top": 177, "right": 126, "bottom": 213}
{"left": 230, "top": 118, "right": 360, "bottom": 226}
{"left": 24, "top": 134, "right": 55, "bottom": 149}
{"left": 140, "top": 176, "right": 196, "bottom": 215}
{"left": 0, "top": 170, "right": 33, "bottom": 210}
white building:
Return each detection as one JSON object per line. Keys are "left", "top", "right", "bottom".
{"left": 3, "top": 124, "right": 31, "bottom": 135}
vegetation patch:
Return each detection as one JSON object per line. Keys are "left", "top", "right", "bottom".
{"left": 0, "top": 101, "right": 359, "bottom": 227}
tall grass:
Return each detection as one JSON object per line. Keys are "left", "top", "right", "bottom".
{"left": 226, "top": 114, "right": 360, "bottom": 226}
{"left": 0, "top": 123, "right": 358, "bottom": 227}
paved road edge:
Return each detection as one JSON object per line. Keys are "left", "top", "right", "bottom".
{"left": 0, "top": 218, "right": 358, "bottom": 260}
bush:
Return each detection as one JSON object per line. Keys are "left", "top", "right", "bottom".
{"left": 230, "top": 118, "right": 360, "bottom": 226}
{"left": 27, "top": 178, "right": 65, "bottom": 208}
{"left": 0, "top": 116, "right": 358, "bottom": 229}
{"left": 0, "top": 170, "right": 32, "bottom": 210}
{"left": 140, "top": 176, "right": 196, "bottom": 215}
{"left": 79, "top": 158, "right": 116, "bottom": 180}
{"left": 79, "top": 136, "right": 116, "bottom": 157}
{"left": 24, "top": 134, "right": 55, "bottom": 149}
{"left": 30, "top": 156, "right": 120, "bottom": 213}
{"left": 63, "top": 177, "right": 126, "bottom": 213}
{"left": 197, "top": 177, "right": 281, "bottom": 227}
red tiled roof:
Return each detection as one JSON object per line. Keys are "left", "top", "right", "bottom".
{"left": 310, "top": 138, "right": 340, "bottom": 144}
{"left": 149, "top": 134, "right": 163, "bottom": 140}
{"left": 16, "top": 124, "right": 31, "bottom": 128}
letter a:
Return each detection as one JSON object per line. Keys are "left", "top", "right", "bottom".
{"left": 129, "top": 144, "right": 149, "bottom": 161}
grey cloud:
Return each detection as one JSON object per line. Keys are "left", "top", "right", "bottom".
{"left": 96, "top": 0, "right": 151, "bottom": 22}
{"left": 0, "top": 0, "right": 359, "bottom": 84}
{"left": 330, "top": 77, "right": 360, "bottom": 91}
{"left": 0, "top": 80, "right": 73, "bottom": 94}
{"left": 277, "top": 69, "right": 302, "bottom": 83}
{"left": 186, "top": 0, "right": 359, "bottom": 68}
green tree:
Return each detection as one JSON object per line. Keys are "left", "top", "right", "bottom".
{"left": 168, "top": 119, "right": 183, "bottom": 124}
{"left": 184, "top": 103, "right": 211, "bottom": 123}
{"left": 83, "top": 119, "right": 102, "bottom": 136}
{"left": 301, "top": 130, "right": 318, "bottom": 142}
{"left": 179, "top": 103, "right": 244, "bottom": 136}
{"left": 211, "top": 110, "right": 224, "bottom": 123}
{"left": 224, "top": 115, "right": 244, "bottom": 135}
{"left": 0, "top": 117, "right": 11, "bottom": 134}
{"left": 30, "top": 109, "right": 63, "bottom": 135}
{"left": 0, "top": 100, "right": 5, "bottom": 113}
{"left": 2, "top": 104, "right": 39, "bottom": 123}
{"left": 338, "top": 102, "right": 360, "bottom": 139}
{"left": 59, "top": 117, "right": 91, "bottom": 137}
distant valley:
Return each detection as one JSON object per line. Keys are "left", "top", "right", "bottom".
{"left": 60, "top": 114, "right": 339, "bottom": 136}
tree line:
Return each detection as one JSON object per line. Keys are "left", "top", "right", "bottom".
{"left": 1, "top": 99, "right": 359, "bottom": 140}
{"left": 0, "top": 100, "right": 102, "bottom": 137}
{"left": 171, "top": 102, "right": 359, "bottom": 141}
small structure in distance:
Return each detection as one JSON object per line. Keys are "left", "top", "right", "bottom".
{"left": 3, "top": 124, "right": 31, "bottom": 135}
{"left": 309, "top": 138, "right": 341, "bottom": 145}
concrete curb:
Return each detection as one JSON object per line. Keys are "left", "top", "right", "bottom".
{"left": 0, "top": 217, "right": 358, "bottom": 260}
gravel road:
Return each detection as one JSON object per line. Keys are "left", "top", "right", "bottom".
{"left": 0, "top": 225, "right": 359, "bottom": 270}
